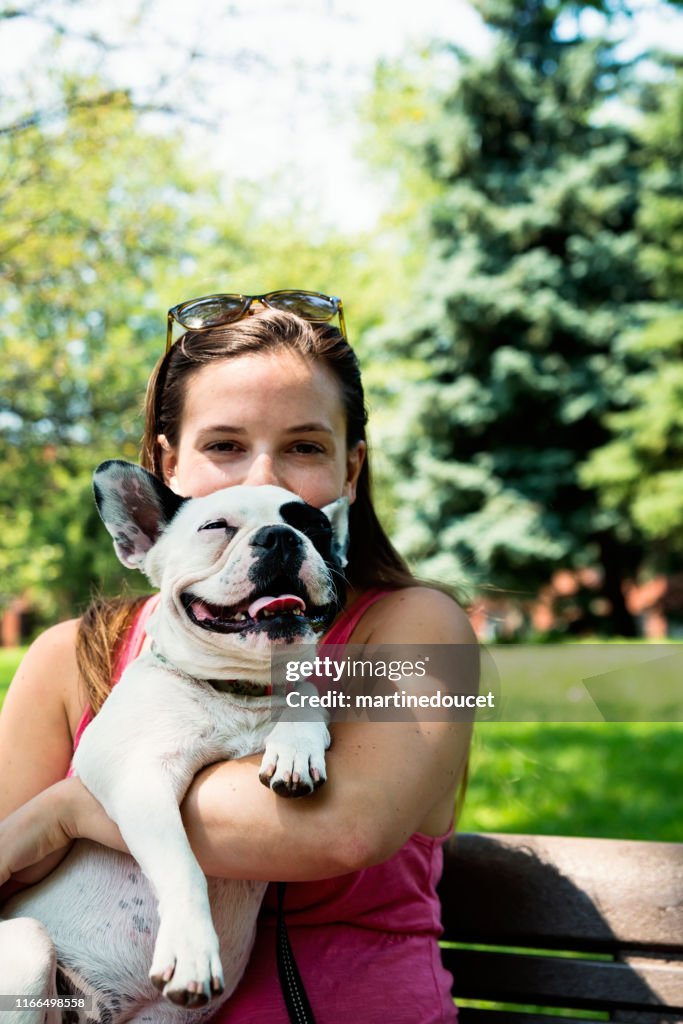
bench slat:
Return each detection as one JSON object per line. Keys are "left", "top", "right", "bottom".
{"left": 443, "top": 948, "right": 683, "bottom": 1011}
{"left": 458, "top": 1012, "right": 619, "bottom": 1024}
{"left": 439, "top": 833, "right": 683, "bottom": 952}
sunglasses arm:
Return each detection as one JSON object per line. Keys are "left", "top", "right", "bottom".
{"left": 337, "top": 300, "right": 347, "bottom": 341}
{"left": 166, "top": 312, "right": 175, "bottom": 353}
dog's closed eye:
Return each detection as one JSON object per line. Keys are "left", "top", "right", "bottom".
{"left": 199, "top": 519, "right": 236, "bottom": 537}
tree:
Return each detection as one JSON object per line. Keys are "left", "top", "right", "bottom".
{"left": 365, "top": 0, "right": 666, "bottom": 635}
{"left": 581, "top": 65, "right": 683, "bottom": 562}
{"left": 0, "top": 59, "right": 404, "bottom": 629}
{"left": 0, "top": 87, "right": 210, "bottom": 620}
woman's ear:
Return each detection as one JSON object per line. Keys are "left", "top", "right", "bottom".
{"left": 157, "top": 434, "right": 180, "bottom": 493}
{"left": 344, "top": 441, "right": 366, "bottom": 505}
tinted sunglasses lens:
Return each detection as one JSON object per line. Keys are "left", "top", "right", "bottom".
{"left": 267, "top": 292, "right": 338, "bottom": 319}
{"left": 176, "top": 295, "right": 247, "bottom": 329}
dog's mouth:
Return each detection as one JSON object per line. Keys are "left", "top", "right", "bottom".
{"left": 181, "top": 577, "right": 335, "bottom": 637}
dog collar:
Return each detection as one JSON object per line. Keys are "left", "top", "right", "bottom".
{"left": 208, "top": 678, "right": 273, "bottom": 697}
{"left": 150, "top": 646, "right": 272, "bottom": 697}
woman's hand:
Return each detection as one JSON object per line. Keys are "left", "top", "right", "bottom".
{"left": 0, "top": 779, "right": 75, "bottom": 897}
{"left": 0, "top": 776, "right": 128, "bottom": 902}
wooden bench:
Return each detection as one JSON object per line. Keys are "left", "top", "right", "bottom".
{"left": 438, "top": 833, "right": 683, "bottom": 1023}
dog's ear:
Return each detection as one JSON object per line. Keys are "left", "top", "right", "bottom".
{"left": 93, "top": 460, "right": 188, "bottom": 570}
{"left": 321, "top": 496, "right": 350, "bottom": 569}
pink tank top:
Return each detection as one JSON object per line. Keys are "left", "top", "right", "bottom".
{"left": 71, "top": 590, "right": 458, "bottom": 1023}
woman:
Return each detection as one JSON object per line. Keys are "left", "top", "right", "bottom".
{"left": 0, "top": 293, "right": 474, "bottom": 1022}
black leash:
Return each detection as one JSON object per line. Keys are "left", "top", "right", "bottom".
{"left": 276, "top": 882, "right": 317, "bottom": 1024}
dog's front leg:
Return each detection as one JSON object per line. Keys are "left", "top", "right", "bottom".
{"left": 259, "top": 681, "right": 331, "bottom": 797}
{"left": 92, "top": 767, "right": 224, "bottom": 1009}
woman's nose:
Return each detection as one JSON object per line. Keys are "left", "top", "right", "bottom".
{"left": 243, "top": 454, "right": 280, "bottom": 487}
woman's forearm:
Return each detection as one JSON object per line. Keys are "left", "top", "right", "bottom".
{"left": 179, "top": 755, "right": 363, "bottom": 882}
{"left": 66, "top": 776, "right": 128, "bottom": 853}
{"left": 179, "top": 718, "right": 468, "bottom": 883}
{"left": 71, "top": 716, "right": 467, "bottom": 884}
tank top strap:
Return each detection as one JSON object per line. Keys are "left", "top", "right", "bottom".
{"left": 322, "top": 587, "right": 394, "bottom": 645}
{"left": 111, "top": 592, "right": 161, "bottom": 683}
{"left": 70, "top": 593, "right": 160, "bottom": 760}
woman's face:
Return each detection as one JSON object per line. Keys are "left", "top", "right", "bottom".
{"left": 159, "top": 349, "right": 365, "bottom": 509}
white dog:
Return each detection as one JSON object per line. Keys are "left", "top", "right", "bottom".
{"left": 0, "top": 460, "right": 348, "bottom": 1023}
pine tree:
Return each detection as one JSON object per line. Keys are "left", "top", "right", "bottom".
{"left": 375, "top": 0, "right": 657, "bottom": 635}
{"left": 581, "top": 66, "right": 683, "bottom": 563}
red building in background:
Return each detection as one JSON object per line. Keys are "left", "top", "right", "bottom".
{"left": 469, "top": 571, "right": 683, "bottom": 642}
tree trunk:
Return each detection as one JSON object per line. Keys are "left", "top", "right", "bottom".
{"left": 596, "top": 533, "right": 639, "bottom": 638}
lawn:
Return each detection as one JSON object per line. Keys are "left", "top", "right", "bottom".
{"left": 459, "top": 721, "right": 683, "bottom": 841}
{"left": 2, "top": 644, "right": 681, "bottom": 842}
{"left": 456, "top": 642, "right": 683, "bottom": 841}
{"left": 0, "top": 646, "right": 24, "bottom": 699}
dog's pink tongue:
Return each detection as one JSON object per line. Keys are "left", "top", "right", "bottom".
{"left": 248, "top": 594, "right": 305, "bottom": 619}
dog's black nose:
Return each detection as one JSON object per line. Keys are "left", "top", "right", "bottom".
{"left": 251, "top": 526, "right": 301, "bottom": 557}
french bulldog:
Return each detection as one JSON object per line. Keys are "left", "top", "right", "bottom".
{"left": 0, "top": 460, "right": 348, "bottom": 1023}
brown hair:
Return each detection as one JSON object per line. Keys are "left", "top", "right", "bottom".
{"left": 77, "top": 309, "right": 417, "bottom": 712}
{"left": 78, "top": 594, "right": 150, "bottom": 714}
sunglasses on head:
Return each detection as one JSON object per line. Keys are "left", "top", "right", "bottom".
{"left": 166, "top": 290, "right": 346, "bottom": 353}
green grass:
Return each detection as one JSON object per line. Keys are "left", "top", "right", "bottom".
{"left": 0, "top": 646, "right": 25, "bottom": 699}
{"left": 2, "top": 644, "right": 681, "bottom": 841}
{"left": 458, "top": 641, "right": 683, "bottom": 841}
{"left": 460, "top": 720, "right": 683, "bottom": 841}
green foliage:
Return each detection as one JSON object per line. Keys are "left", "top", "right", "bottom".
{"left": 0, "top": 70, "right": 406, "bottom": 627}
{"left": 362, "top": 1, "right": 680, "bottom": 633}
{"left": 0, "top": 84, "right": 207, "bottom": 620}
{"left": 581, "top": 70, "right": 683, "bottom": 557}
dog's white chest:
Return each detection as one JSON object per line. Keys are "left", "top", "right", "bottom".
{"left": 72, "top": 653, "right": 276, "bottom": 796}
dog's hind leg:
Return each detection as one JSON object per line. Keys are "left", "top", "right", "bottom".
{"left": 0, "top": 917, "right": 57, "bottom": 1024}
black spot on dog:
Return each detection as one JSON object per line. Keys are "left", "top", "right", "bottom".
{"left": 279, "top": 501, "right": 334, "bottom": 562}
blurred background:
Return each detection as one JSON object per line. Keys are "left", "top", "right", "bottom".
{"left": 2, "top": 0, "right": 683, "bottom": 843}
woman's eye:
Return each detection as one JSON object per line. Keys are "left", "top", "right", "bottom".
{"left": 199, "top": 519, "right": 235, "bottom": 534}
{"left": 291, "top": 443, "right": 324, "bottom": 454}
{"left": 207, "top": 441, "right": 241, "bottom": 452}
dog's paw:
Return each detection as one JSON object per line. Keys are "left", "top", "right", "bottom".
{"left": 259, "top": 722, "right": 330, "bottom": 798}
{"left": 149, "top": 915, "right": 224, "bottom": 1007}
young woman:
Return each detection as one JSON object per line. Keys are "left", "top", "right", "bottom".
{"left": 0, "top": 293, "right": 474, "bottom": 1022}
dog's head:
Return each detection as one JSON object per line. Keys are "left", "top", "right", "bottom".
{"left": 93, "top": 461, "right": 349, "bottom": 669}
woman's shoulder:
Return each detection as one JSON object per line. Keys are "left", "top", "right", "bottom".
{"left": 20, "top": 617, "right": 81, "bottom": 669}
{"left": 2, "top": 617, "right": 84, "bottom": 737}
{"left": 351, "top": 585, "right": 476, "bottom": 645}
{"left": 18, "top": 616, "right": 82, "bottom": 680}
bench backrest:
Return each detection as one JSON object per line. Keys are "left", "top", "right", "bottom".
{"left": 438, "top": 833, "right": 683, "bottom": 1024}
